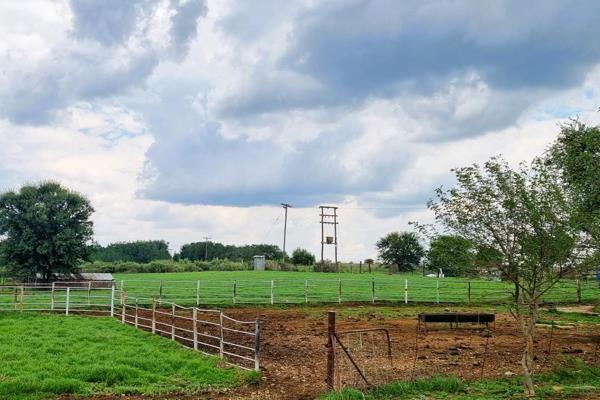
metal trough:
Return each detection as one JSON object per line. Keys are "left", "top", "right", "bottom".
{"left": 417, "top": 312, "right": 495, "bottom": 332}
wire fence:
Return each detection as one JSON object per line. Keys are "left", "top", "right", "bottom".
{"left": 0, "top": 284, "right": 261, "bottom": 371}
{"left": 114, "top": 277, "right": 599, "bottom": 306}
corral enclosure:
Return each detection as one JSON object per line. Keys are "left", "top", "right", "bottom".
{"left": 111, "top": 271, "right": 599, "bottom": 306}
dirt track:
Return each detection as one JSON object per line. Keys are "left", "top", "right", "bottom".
{"left": 63, "top": 305, "right": 600, "bottom": 400}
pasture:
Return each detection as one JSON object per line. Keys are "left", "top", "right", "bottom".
{"left": 111, "top": 271, "right": 599, "bottom": 305}
{"left": 0, "top": 313, "right": 246, "bottom": 400}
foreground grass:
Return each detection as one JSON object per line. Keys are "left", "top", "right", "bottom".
{"left": 321, "top": 359, "right": 600, "bottom": 399}
{"left": 0, "top": 313, "right": 245, "bottom": 400}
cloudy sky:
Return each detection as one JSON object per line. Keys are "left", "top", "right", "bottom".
{"left": 1, "top": 0, "right": 599, "bottom": 260}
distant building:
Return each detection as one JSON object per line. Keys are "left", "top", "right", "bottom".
{"left": 33, "top": 272, "right": 114, "bottom": 288}
{"left": 253, "top": 255, "right": 266, "bottom": 271}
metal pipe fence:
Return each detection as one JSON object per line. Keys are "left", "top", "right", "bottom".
{"left": 111, "top": 277, "right": 599, "bottom": 306}
{"left": 0, "top": 284, "right": 261, "bottom": 371}
{"left": 114, "top": 295, "right": 261, "bottom": 371}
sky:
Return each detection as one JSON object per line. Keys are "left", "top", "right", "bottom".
{"left": 1, "top": 0, "right": 600, "bottom": 261}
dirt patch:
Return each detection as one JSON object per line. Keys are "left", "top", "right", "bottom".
{"left": 63, "top": 305, "right": 600, "bottom": 400}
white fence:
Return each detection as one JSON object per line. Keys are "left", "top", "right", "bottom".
{"left": 0, "top": 284, "right": 115, "bottom": 314}
{"left": 116, "top": 277, "right": 599, "bottom": 305}
{"left": 115, "top": 294, "right": 261, "bottom": 371}
{"left": 0, "top": 284, "right": 261, "bottom": 371}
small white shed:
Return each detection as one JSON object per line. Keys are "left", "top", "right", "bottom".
{"left": 253, "top": 255, "right": 266, "bottom": 271}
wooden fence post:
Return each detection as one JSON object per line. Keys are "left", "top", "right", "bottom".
{"left": 326, "top": 311, "right": 336, "bottom": 390}
{"left": 436, "top": 280, "right": 440, "bottom": 304}
{"left": 120, "top": 280, "right": 124, "bottom": 291}
{"left": 219, "top": 312, "right": 224, "bottom": 359}
{"left": 233, "top": 280, "right": 237, "bottom": 305}
{"left": 51, "top": 282, "right": 56, "bottom": 310}
{"left": 404, "top": 279, "right": 408, "bottom": 304}
{"left": 254, "top": 320, "right": 261, "bottom": 372}
{"left": 359, "top": 261, "right": 362, "bottom": 274}
{"left": 468, "top": 281, "right": 472, "bottom": 304}
{"left": 338, "top": 279, "right": 342, "bottom": 304}
{"left": 151, "top": 298, "right": 156, "bottom": 334}
{"left": 87, "top": 281, "right": 92, "bottom": 306}
{"left": 371, "top": 278, "right": 375, "bottom": 304}
{"left": 193, "top": 308, "right": 198, "bottom": 351}
{"left": 19, "top": 285, "right": 24, "bottom": 312}
{"left": 576, "top": 279, "right": 582, "bottom": 303}
{"left": 196, "top": 280, "right": 201, "bottom": 306}
{"left": 134, "top": 298, "right": 139, "bottom": 328}
{"left": 171, "top": 303, "right": 176, "bottom": 340}
{"left": 270, "top": 280, "right": 274, "bottom": 305}
{"left": 159, "top": 280, "right": 164, "bottom": 300}
{"left": 110, "top": 285, "right": 115, "bottom": 317}
{"left": 65, "top": 287, "right": 70, "bottom": 316}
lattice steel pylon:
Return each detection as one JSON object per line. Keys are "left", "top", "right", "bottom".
{"left": 319, "top": 206, "right": 339, "bottom": 269}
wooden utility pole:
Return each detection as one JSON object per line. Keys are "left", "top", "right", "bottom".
{"left": 281, "top": 203, "right": 292, "bottom": 260}
{"left": 319, "top": 206, "right": 339, "bottom": 269}
{"left": 203, "top": 236, "right": 211, "bottom": 261}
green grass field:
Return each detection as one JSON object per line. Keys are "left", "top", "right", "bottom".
{"left": 111, "top": 271, "right": 599, "bottom": 306}
{"left": 321, "top": 358, "right": 600, "bottom": 399}
{"left": 0, "top": 313, "right": 246, "bottom": 400}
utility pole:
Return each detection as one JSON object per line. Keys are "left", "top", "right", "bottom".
{"left": 319, "top": 206, "right": 339, "bottom": 270}
{"left": 281, "top": 203, "right": 292, "bottom": 260}
{"left": 203, "top": 236, "right": 211, "bottom": 261}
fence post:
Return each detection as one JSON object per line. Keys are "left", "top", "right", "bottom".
{"left": 359, "top": 261, "right": 362, "bottom": 274}
{"left": 171, "top": 303, "right": 176, "bottom": 340}
{"left": 254, "top": 320, "right": 261, "bottom": 372}
{"left": 134, "top": 298, "right": 139, "bottom": 328}
{"left": 87, "top": 281, "right": 92, "bottom": 306}
{"left": 121, "top": 291, "right": 126, "bottom": 323}
{"left": 219, "top": 312, "right": 224, "bottom": 359}
{"left": 151, "top": 298, "right": 156, "bottom": 334}
{"left": 326, "top": 311, "right": 336, "bottom": 390}
{"left": 338, "top": 279, "right": 342, "bottom": 304}
{"left": 305, "top": 279, "right": 309, "bottom": 304}
{"left": 270, "top": 280, "right": 274, "bottom": 305}
{"left": 576, "top": 279, "right": 582, "bottom": 303}
{"left": 19, "top": 285, "right": 24, "bottom": 312}
{"left": 196, "top": 280, "right": 201, "bottom": 306}
{"left": 371, "top": 278, "right": 375, "bottom": 304}
{"left": 110, "top": 285, "right": 115, "bottom": 317}
{"left": 193, "top": 308, "right": 198, "bottom": 351}
{"left": 51, "top": 282, "right": 56, "bottom": 310}
{"left": 468, "top": 281, "right": 471, "bottom": 305}
{"left": 120, "top": 280, "right": 124, "bottom": 291}
{"left": 233, "top": 280, "right": 237, "bottom": 305}
{"left": 436, "top": 279, "right": 440, "bottom": 304}
{"left": 404, "top": 279, "right": 408, "bottom": 304}
{"left": 159, "top": 280, "right": 163, "bottom": 300}
{"left": 65, "top": 287, "right": 70, "bottom": 316}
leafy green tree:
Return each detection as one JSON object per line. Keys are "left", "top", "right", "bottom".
{"left": 0, "top": 182, "right": 94, "bottom": 281}
{"left": 427, "top": 156, "right": 591, "bottom": 396}
{"left": 290, "top": 248, "right": 315, "bottom": 266}
{"left": 91, "top": 240, "right": 171, "bottom": 263}
{"left": 473, "top": 244, "right": 503, "bottom": 276}
{"left": 376, "top": 232, "right": 424, "bottom": 272}
{"left": 549, "top": 120, "right": 600, "bottom": 242}
{"left": 427, "top": 235, "right": 474, "bottom": 277}
{"left": 180, "top": 241, "right": 283, "bottom": 262}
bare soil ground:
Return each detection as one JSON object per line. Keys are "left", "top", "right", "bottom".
{"left": 63, "top": 305, "right": 600, "bottom": 400}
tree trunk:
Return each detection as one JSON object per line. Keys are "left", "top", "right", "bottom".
{"left": 519, "top": 302, "right": 538, "bottom": 397}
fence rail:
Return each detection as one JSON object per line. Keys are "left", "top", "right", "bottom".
{"left": 112, "top": 277, "right": 599, "bottom": 306}
{"left": 0, "top": 284, "right": 260, "bottom": 371}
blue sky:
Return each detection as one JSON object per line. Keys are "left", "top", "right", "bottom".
{"left": 0, "top": 0, "right": 599, "bottom": 259}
